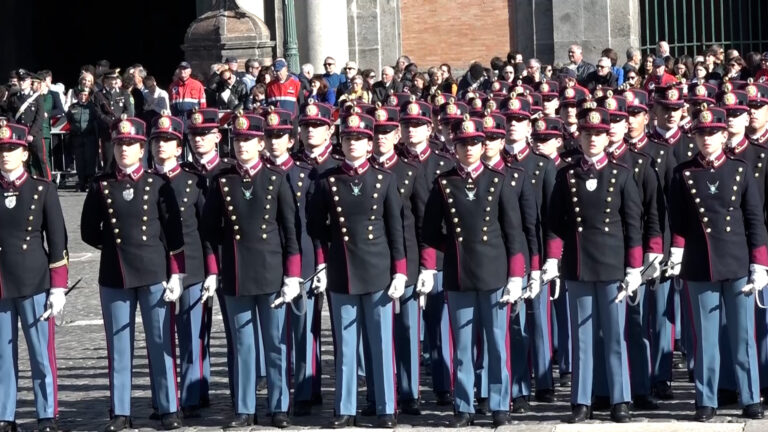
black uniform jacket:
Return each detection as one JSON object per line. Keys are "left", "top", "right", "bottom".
{"left": 8, "top": 91, "right": 44, "bottom": 139}
{"left": 201, "top": 160, "right": 300, "bottom": 296}
{"left": 725, "top": 137, "right": 768, "bottom": 201}
{"left": 307, "top": 160, "right": 407, "bottom": 295}
{"left": 670, "top": 151, "right": 768, "bottom": 282}
{"left": 0, "top": 172, "right": 68, "bottom": 298}
{"left": 547, "top": 154, "right": 644, "bottom": 282}
{"left": 422, "top": 163, "right": 527, "bottom": 292}
{"left": 81, "top": 166, "right": 185, "bottom": 288}
{"left": 648, "top": 126, "right": 696, "bottom": 164}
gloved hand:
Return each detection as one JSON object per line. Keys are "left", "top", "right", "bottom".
{"left": 615, "top": 267, "right": 642, "bottom": 303}
{"left": 665, "top": 247, "right": 684, "bottom": 278}
{"left": 201, "top": 274, "right": 218, "bottom": 303}
{"left": 541, "top": 258, "right": 559, "bottom": 283}
{"left": 523, "top": 270, "right": 541, "bottom": 299}
{"left": 415, "top": 268, "right": 437, "bottom": 295}
{"left": 312, "top": 264, "right": 327, "bottom": 294}
{"left": 500, "top": 277, "right": 524, "bottom": 304}
{"left": 163, "top": 274, "right": 184, "bottom": 302}
{"left": 270, "top": 277, "right": 302, "bottom": 308}
{"left": 388, "top": 273, "right": 408, "bottom": 300}
{"left": 642, "top": 253, "right": 664, "bottom": 281}
{"left": 743, "top": 264, "right": 768, "bottom": 295}
{"left": 46, "top": 288, "right": 67, "bottom": 317}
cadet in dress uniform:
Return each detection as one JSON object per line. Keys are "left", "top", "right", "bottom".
{"left": 500, "top": 94, "right": 556, "bottom": 409}
{"left": 7, "top": 72, "right": 50, "bottom": 179}
{"left": 92, "top": 70, "right": 135, "bottom": 170}
{"left": 307, "top": 112, "right": 405, "bottom": 429}
{"left": 260, "top": 107, "right": 318, "bottom": 416}
{"left": 545, "top": 104, "right": 643, "bottom": 424}
{"left": 400, "top": 98, "right": 456, "bottom": 406}
{"left": 201, "top": 112, "right": 301, "bottom": 429}
{"left": 422, "top": 115, "right": 528, "bottom": 428}
{"left": 668, "top": 105, "right": 768, "bottom": 422}
{"left": 80, "top": 116, "right": 185, "bottom": 432}
{"left": 148, "top": 114, "right": 218, "bottom": 418}
{"left": 0, "top": 121, "right": 68, "bottom": 432}
{"left": 649, "top": 85, "right": 696, "bottom": 164}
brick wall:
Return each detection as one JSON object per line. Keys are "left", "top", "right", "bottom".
{"left": 400, "top": 0, "right": 513, "bottom": 70}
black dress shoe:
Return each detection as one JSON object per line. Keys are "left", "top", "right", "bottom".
{"left": 360, "top": 401, "right": 376, "bottom": 416}
{"left": 375, "top": 414, "right": 396, "bottom": 428}
{"left": 293, "top": 400, "right": 312, "bottom": 416}
{"left": 0, "top": 422, "right": 16, "bottom": 432}
{"left": 225, "top": 413, "right": 255, "bottom": 429}
{"left": 743, "top": 403, "right": 764, "bottom": 419}
{"left": 512, "top": 396, "right": 530, "bottom": 413}
{"left": 161, "top": 412, "right": 182, "bottom": 430}
{"left": 400, "top": 399, "right": 421, "bottom": 415}
{"left": 632, "top": 394, "right": 659, "bottom": 410}
{"left": 148, "top": 410, "right": 161, "bottom": 420}
{"left": 104, "top": 415, "right": 131, "bottom": 432}
{"left": 435, "top": 391, "right": 453, "bottom": 406}
{"left": 327, "top": 415, "right": 355, "bottom": 428}
{"left": 592, "top": 395, "right": 611, "bottom": 411}
{"left": 694, "top": 406, "right": 716, "bottom": 422}
{"left": 559, "top": 372, "right": 572, "bottom": 387}
{"left": 492, "top": 410, "right": 511, "bottom": 427}
{"left": 535, "top": 388, "right": 555, "bottom": 403}
{"left": 610, "top": 403, "right": 631, "bottom": 423}
{"left": 567, "top": 404, "right": 591, "bottom": 423}
{"left": 271, "top": 412, "right": 291, "bottom": 428}
{"left": 37, "top": 419, "right": 57, "bottom": 432}
{"left": 182, "top": 406, "right": 201, "bottom": 418}
{"left": 653, "top": 381, "right": 674, "bottom": 400}
{"left": 475, "top": 397, "right": 489, "bottom": 415}
{"left": 448, "top": 412, "right": 473, "bottom": 427}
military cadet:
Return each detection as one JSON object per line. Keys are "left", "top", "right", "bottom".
{"left": 182, "top": 107, "right": 233, "bottom": 404}
{"left": 622, "top": 88, "right": 679, "bottom": 400}
{"left": 534, "top": 80, "right": 561, "bottom": 119}
{"left": 260, "top": 107, "right": 319, "bottom": 416}
{"left": 668, "top": 104, "right": 767, "bottom": 422}
{"left": 400, "top": 98, "right": 455, "bottom": 407}
{"left": 92, "top": 69, "right": 135, "bottom": 170}
{"left": 545, "top": 104, "right": 643, "bottom": 424}
{"left": 80, "top": 116, "right": 185, "bottom": 431}
{"left": 6, "top": 72, "right": 50, "bottom": 179}
{"left": 422, "top": 114, "right": 528, "bottom": 428}
{"left": 648, "top": 85, "right": 696, "bottom": 163}
{"left": 558, "top": 82, "right": 588, "bottom": 160}
{"left": 366, "top": 102, "right": 431, "bottom": 416}
{"left": 307, "top": 111, "right": 405, "bottom": 429}
{"left": 434, "top": 96, "right": 469, "bottom": 157}
{"left": 0, "top": 121, "right": 68, "bottom": 432}
{"left": 500, "top": 94, "right": 557, "bottom": 409}
{"left": 148, "top": 113, "right": 217, "bottom": 418}
{"left": 201, "top": 112, "right": 301, "bottom": 429}
{"left": 592, "top": 92, "right": 662, "bottom": 410}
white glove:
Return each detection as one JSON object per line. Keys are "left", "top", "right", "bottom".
{"left": 415, "top": 268, "right": 437, "bottom": 295}
{"left": 500, "top": 277, "right": 524, "bottom": 304}
{"left": 642, "top": 253, "right": 664, "bottom": 282}
{"left": 163, "top": 274, "right": 184, "bottom": 302}
{"left": 201, "top": 274, "right": 218, "bottom": 303}
{"left": 312, "top": 264, "right": 327, "bottom": 294}
{"left": 270, "top": 277, "right": 302, "bottom": 308}
{"left": 523, "top": 270, "right": 541, "bottom": 299}
{"left": 665, "top": 247, "right": 684, "bottom": 278}
{"left": 541, "top": 258, "right": 560, "bottom": 283}
{"left": 615, "top": 267, "right": 642, "bottom": 303}
{"left": 46, "top": 288, "right": 67, "bottom": 317}
{"left": 388, "top": 274, "right": 408, "bottom": 300}
{"left": 743, "top": 264, "right": 768, "bottom": 295}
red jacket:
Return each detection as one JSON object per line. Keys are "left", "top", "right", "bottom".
{"left": 267, "top": 75, "right": 301, "bottom": 115}
{"left": 169, "top": 77, "right": 207, "bottom": 116}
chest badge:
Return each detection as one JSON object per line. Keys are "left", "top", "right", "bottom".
{"left": 122, "top": 187, "right": 134, "bottom": 201}
{"left": 242, "top": 179, "right": 253, "bottom": 200}
{"left": 707, "top": 180, "right": 719, "bottom": 195}
{"left": 350, "top": 179, "right": 363, "bottom": 197}
{"left": 4, "top": 195, "right": 16, "bottom": 209}
{"left": 465, "top": 182, "right": 477, "bottom": 201}
{"left": 585, "top": 178, "right": 598, "bottom": 192}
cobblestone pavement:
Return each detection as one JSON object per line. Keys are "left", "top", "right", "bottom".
{"left": 7, "top": 190, "right": 768, "bottom": 431}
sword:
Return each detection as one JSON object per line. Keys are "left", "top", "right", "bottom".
{"left": 39, "top": 278, "right": 83, "bottom": 321}
{"left": 271, "top": 266, "right": 329, "bottom": 310}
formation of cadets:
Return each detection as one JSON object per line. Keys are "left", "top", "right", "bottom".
{"left": 4, "top": 52, "right": 768, "bottom": 432}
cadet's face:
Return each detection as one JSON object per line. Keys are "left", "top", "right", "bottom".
{"left": 0, "top": 145, "right": 28, "bottom": 173}
{"left": 456, "top": 140, "right": 484, "bottom": 166}
{"left": 439, "top": 124, "right": 453, "bottom": 145}
{"left": 233, "top": 136, "right": 265, "bottom": 165}
{"left": 533, "top": 137, "right": 562, "bottom": 157}
{"left": 694, "top": 129, "right": 726, "bottom": 156}
{"left": 265, "top": 132, "right": 293, "bottom": 159}
{"left": 726, "top": 111, "right": 749, "bottom": 136}
{"left": 748, "top": 104, "right": 768, "bottom": 132}
{"left": 608, "top": 117, "right": 628, "bottom": 143}
{"left": 402, "top": 122, "right": 431, "bottom": 146}
{"left": 483, "top": 136, "right": 504, "bottom": 159}
{"left": 301, "top": 123, "right": 333, "bottom": 149}
{"left": 374, "top": 127, "right": 400, "bottom": 156}
{"left": 150, "top": 138, "right": 181, "bottom": 164}
{"left": 627, "top": 111, "right": 649, "bottom": 137}
{"left": 191, "top": 131, "right": 220, "bottom": 157}
{"left": 561, "top": 105, "right": 578, "bottom": 124}
{"left": 506, "top": 117, "right": 531, "bottom": 143}
{"left": 114, "top": 141, "right": 144, "bottom": 168}
{"left": 341, "top": 135, "right": 372, "bottom": 162}
{"left": 655, "top": 104, "right": 682, "bottom": 129}
{"left": 579, "top": 129, "right": 609, "bottom": 157}
{"left": 543, "top": 97, "right": 559, "bottom": 116}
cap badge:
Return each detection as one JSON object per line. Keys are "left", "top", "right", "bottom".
{"left": 387, "top": 95, "right": 399, "bottom": 106}
{"left": 305, "top": 104, "right": 319, "bottom": 116}
{"left": 407, "top": 103, "right": 420, "bottom": 116}
{"left": 266, "top": 113, "right": 280, "bottom": 126}
{"left": 747, "top": 85, "right": 758, "bottom": 98}
{"left": 605, "top": 98, "right": 617, "bottom": 110}
{"left": 535, "top": 120, "right": 546, "bottom": 131}
{"left": 446, "top": 104, "right": 458, "bottom": 115}
{"left": 375, "top": 109, "right": 388, "bottom": 122}
{"left": 540, "top": 83, "right": 550, "bottom": 93}
{"left": 695, "top": 85, "right": 707, "bottom": 96}
{"left": 471, "top": 99, "right": 482, "bottom": 109}
{"left": 190, "top": 112, "right": 203, "bottom": 125}
{"left": 483, "top": 116, "right": 495, "bottom": 128}
{"left": 508, "top": 98, "right": 521, "bottom": 110}
{"left": 666, "top": 88, "right": 679, "bottom": 101}
{"left": 564, "top": 88, "right": 575, "bottom": 98}
{"left": 118, "top": 120, "right": 132, "bottom": 134}
{"left": 722, "top": 82, "right": 733, "bottom": 92}
{"left": 461, "top": 120, "right": 475, "bottom": 133}
{"left": 587, "top": 111, "right": 602, "bottom": 125}
{"left": 157, "top": 116, "right": 171, "bottom": 130}
{"left": 625, "top": 91, "right": 635, "bottom": 102}
{"left": 346, "top": 115, "right": 361, "bottom": 128}
{"left": 233, "top": 116, "right": 249, "bottom": 131}
{"left": 699, "top": 110, "right": 713, "bottom": 123}
{"left": 724, "top": 93, "right": 737, "bottom": 105}
{"left": 433, "top": 94, "right": 445, "bottom": 106}
{"left": 492, "top": 82, "right": 501, "bottom": 91}
{"left": 0, "top": 127, "right": 11, "bottom": 140}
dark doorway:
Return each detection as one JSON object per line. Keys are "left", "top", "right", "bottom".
{"left": 0, "top": 0, "right": 197, "bottom": 88}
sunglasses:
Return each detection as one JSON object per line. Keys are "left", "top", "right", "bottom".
{"left": 324, "top": 63, "right": 335, "bottom": 67}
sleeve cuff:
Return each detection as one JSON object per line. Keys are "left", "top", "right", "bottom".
{"left": 392, "top": 258, "right": 407, "bottom": 276}
{"left": 545, "top": 237, "right": 564, "bottom": 260}
{"left": 672, "top": 233, "right": 686, "bottom": 248}
{"left": 204, "top": 253, "right": 218, "bottom": 275}
{"left": 315, "top": 246, "right": 326, "bottom": 266}
{"left": 419, "top": 247, "right": 437, "bottom": 270}
{"left": 530, "top": 254, "right": 541, "bottom": 271}
{"left": 508, "top": 253, "right": 525, "bottom": 278}
{"left": 645, "top": 236, "right": 663, "bottom": 254}
{"left": 626, "top": 245, "right": 643, "bottom": 269}
{"left": 169, "top": 250, "right": 185, "bottom": 274}
{"left": 49, "top": 265, "right": 68, "bottom": 289}
{"left": 751, "top": 245, "right": 768, "bottom": 267}
{"left": 285, "top": 253, "right": 301, "bottom": 278}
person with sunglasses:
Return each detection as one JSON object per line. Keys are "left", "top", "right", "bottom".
{"left": 321, "top": 56, "right": 346, "bottom": 95}
{"left": 335, "top": 61, "right": 359, "bottom": 96}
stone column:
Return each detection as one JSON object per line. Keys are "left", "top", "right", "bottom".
{"left": 347, "top": 0, "right": 401, "bottom": 74}
{"left": 302, "top": 0, "right": 350, "bottom": 70}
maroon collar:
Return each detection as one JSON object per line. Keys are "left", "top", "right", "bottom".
{"left": 373, "top": 152, "right": 398, "bottom": 169}
{"left": 341, "top": 159, "right": 370, "bottom": 176}
{"left": 697, "top": 151, "right": 727, "bottom": 169}
{"left": 580, "top": 153, "right": 609, "bottom": 171}
{"left": 749, "top": 128, "right": 768, "bottom": 145}
{"left": 0, "top": 170, "right": 28, "bottom": 189}
{"left": 199, "top": 153, "right": 220, "bottom": 173}
{"left": 609, "top": 141, "right": 628, "bottom": 160}
{"left": 651, "top": 127, "right": 681, "bottom": 146}
{"left": 552, "top": 153, "right": 562, "bottom": 167}
{"left": 154, "top": 163, "right": 181, "bottom": 178}
{"left": 626, "top": 134, "right": 648, "bottom": 151}
{"left": 504, "top": 144, "right": 530, "bottom": 162}
{"left": 305, "top": 143, "right": 332, "bottom": 166}
{"left": 457, "top": 162, "right": 484, "bottom": 179}
{"left": 268, "top": 156, "right": 294, "bottom": 171}
{"left": 237, "top": 159, "right": 263, "bottom": 178}
{"left": 487, "top": 157, "right": 506, "bottom": 171}
{"left": 726, "top": 137, "right": 749, "bottom": 155}
{"left": 406, "top": 144, "right": 432, "bottom": 162}
{"left": 116, "top": 165, "right": 144, "bottom": 182}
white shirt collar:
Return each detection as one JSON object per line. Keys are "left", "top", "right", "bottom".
{"left": 271, "top": 153, "right": 291, "bottom": 165}
{"left": 505, "top": 141, "right": 528, "bottom": 154}
{"left": 375, "top": 150, "right": 395, "bottom": 163}
{"left": 155, "top": 161, "right": 178, "bottom": 174}
{"left": 199, "top": 151, "right": 217, "bottom": 164}
{"left": 306, "top": 142, "right": 331, "bottom": 158}
{"left": 408, "top": 141, "right": 428, "bottom": 155}
{"left": 1, "top": 166, "right": 25, "bottom": 182}
{"left": 655, "top": 125, "right": 678, "bottom": 138}
{"left": 344, "top": 158, "right": 367, "bottom": 168}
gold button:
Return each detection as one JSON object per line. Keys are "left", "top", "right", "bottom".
{"left": 572, "top": 197, "right": 578, "bottom": 202}
{"left": 372, "top": 205, "right": 378, "bottom": 210}
{"left": 22, "top": 244, "right": 27, "bottom": 250}
{"left": 344, "top": 236, "right": 349, "bottom": 242}
{"left": 691, "top": 189, "right": 697, "bottom": 194}
{"left": 576, "top": 217, "right": 582, "bottom": 222}
{"left": 225, "top": 196, "right": 231, "bottom": 202}
{"left": 368, "top": 234, "right": 374, "bottom": 240}
{"left": 577, "top": 227, "right": 583, "bottom": 232}
{"left": 111, "top": 218, "right": 117, "bottom": 223}
{"left": 265, "top": 204, "right": 271, "bottom": 209}
{"left": 458, "top": 237, "right": 463, "bottom": 242}
{"left": 113, "top": 228, "right": 119, "bottom": 234}
{"left": 575, "top": 207, "right": 580, "bottom": 213}
{"left": 455, "top": 227, "right": 461, "bottom": 233}
{"left": 223, "top": 187, "right": 229, "bottom": 192}
{"left": 264, "top": 215, "right": 270, "bottom": 219}
{"left": 336, "top": 207, "right": 342, "bottom": 212}
{"left": 453, "top": 218, "right": 459, "bottom": 223}
{"left": 235, "top": 235, "right": 241, "bottom": 240}
{"left": 702, "top": 217, "right": 708, "bottom": 222}
{"left": 341, "top": 227, "right": 347, "bottom": 233}
{"left": 228, "top": 206, "right": 234, "bottom": 211}
{"left": 482, "top": 235, "right": 488, "bottom": 241}
{"left": 606, "top": 197, "right": 612, "bottom": 202}
{"left": 604, "top": 227, "right": 609, "bottom": 232}
{"left": 262, "top": 234, "right": 268, "bottom": 239}
{"left": 142, "top": 236, "right": 147, "bottom": 241}
{"left": 231, "top": 215, "right": 237, "bottom": 220}
{"left": 706, "top": 228, "right": 711, "bottom": 233}
{"left": 726, "top": 226, "right": 731, "bottom": 232}
{"left": 234, "top": 225, "right": 240, "bottom": 230}
{"left": 367, "top": 226, "right": 373, "bottom": 231}
{"left": 143, "top": 205, "right": 148, "bottom": 210}
{"left": 116, "top": 238, "right": 122, "bottom": 244}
